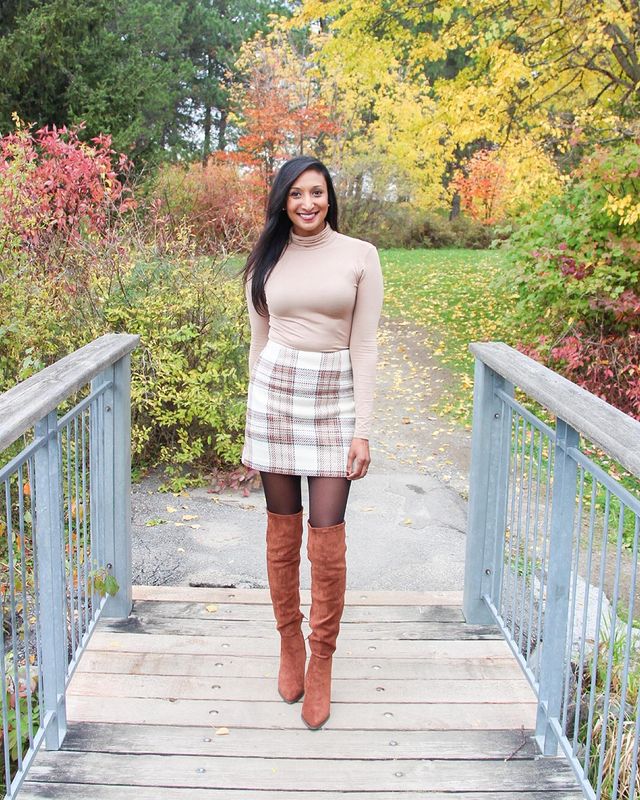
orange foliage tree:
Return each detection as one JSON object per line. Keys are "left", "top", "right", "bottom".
{"left": 452, "top": 149, "right": 508, "bottom": 224}
{"left": 230, "top": 23, "right": 340, "bottom": 202}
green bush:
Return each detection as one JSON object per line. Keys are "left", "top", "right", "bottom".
{"left": 339, "top": 197, "right": 497, "bottom": 249}
{"left": 496, "top": 138, "right": 640, "bottom": 418}
{"left": 103, "top": 253, "right": 249, "bottom": 484}
{"left": 500, "top": 139, "right": 640, "bottom": 339}
{"left": 0, "top": 222, "right": 250, "bottom": 488}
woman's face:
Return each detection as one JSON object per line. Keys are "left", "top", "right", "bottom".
{"left": 285, "top": 169, "right": 329, "bottom": 237}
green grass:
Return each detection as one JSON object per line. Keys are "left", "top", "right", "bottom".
{"left": 379, "top": 247, "right": 517, "bottom": 425}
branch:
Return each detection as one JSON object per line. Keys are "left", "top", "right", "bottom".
{"left": 604, "top": 23, "right": 640, "bottom": 83}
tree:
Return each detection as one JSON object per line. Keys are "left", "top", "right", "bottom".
{"left": 0, "top": 0, "right": 287, "bottom": 166}
{"left": 0, "top": 0, "right": 192, "bottom": 164}
{"left": 295, "top": 0, "right": 637, "bottom": 210}
{"left": 180, "top": 0, "right": 287, "bottom": 162}
{"left": 230, "top": 21, "right": 340, "bottom": 196}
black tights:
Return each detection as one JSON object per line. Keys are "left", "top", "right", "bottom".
{"left": 260, "top": 472, "right": 352, "bottom": 528}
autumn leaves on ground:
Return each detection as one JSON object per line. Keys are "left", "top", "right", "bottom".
{"left": 371, "top": 249, "right": 510, "bottom": 497}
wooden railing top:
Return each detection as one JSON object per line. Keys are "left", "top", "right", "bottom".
{"left": 0, "top": 333, "right": 140, "bottom": 452}
{"left": 471, "top": 341, "right": 640, "bottom": 478}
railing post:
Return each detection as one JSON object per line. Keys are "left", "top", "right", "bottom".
{"left": 93, "top": 356, "right": 133, "bottom": 618}
{"left": 535, "top": 418, "right": 579, "bottom": 755}
{"left": 463, "top": 358, "right": 514, "bottom": 624}
{"left": 33, "top": 411, "right": 67, "bottom": 750}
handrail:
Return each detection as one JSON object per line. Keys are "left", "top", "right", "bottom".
{"left": 470, "top": 341, "right": 640, "bottom": 477}
{"left": 465, "top": 341, "right": 640, "bottom": 800}
{"left": 0, "top": 335, "right": 136, "bottom": 798}
{"left": 0, "top": 333, "right": 140, "bottom": 452}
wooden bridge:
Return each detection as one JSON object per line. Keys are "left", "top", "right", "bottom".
{"left": 18, "top": 584, "right": 581, "bottom": 798}
{"left": 4, "top": 334, "right": 640, "bottom": 799}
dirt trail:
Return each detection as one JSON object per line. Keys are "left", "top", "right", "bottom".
{"left": 370, "top": 315, "right": 472, "bottom": 497}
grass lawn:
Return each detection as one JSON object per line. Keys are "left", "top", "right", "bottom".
{"left": 380, "top": 247, "right": 517, "bottom": 425}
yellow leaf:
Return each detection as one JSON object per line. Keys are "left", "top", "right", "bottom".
{"left": 206, "top": 604, "right": 218, "bottom": 613}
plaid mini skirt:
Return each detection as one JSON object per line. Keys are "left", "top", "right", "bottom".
{"left": 241, "top": 339, "right": 356, "bottom": 477}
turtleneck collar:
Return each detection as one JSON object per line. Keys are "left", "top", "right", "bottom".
{"left": 289, "top": 221, "right": 336, "bottom": 249}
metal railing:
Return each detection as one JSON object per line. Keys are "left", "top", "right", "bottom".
{"left": 0, "top": 333, "right": 138, "bottom": 798}
{"left": 464, "top": 341, "right": 640, "bottom": 800}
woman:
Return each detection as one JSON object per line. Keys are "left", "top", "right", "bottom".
{"left": 241, "top": 155, "right": 384, "bottom": 730}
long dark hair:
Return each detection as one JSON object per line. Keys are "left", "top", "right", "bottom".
{"left": 242, "top": 156, "right": 339, "bottom": 316}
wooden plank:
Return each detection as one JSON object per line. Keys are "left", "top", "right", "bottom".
{"left": 88, "top": 630, "right": 512, "bottom": 659}
{"left": 68, "top": 672, "right": 536, "bottom": 704}
{"left": 19, "top": 784, "right": 586, "bottom": 800}
{"left": 132, "top": 600, "right": 466, "bottom": 623}
{"left": 60, "top": 721, "right": 541, "bottom": 760}
{"left": 76, "top": 650, "right": 523, "bottom": 680}
{"left": 102, "top": 615, "right": 501, "bottom": 641}
{"left": 66, "top": 694, "right": 538, "bottom": 730}
{"left": 25, "top": 751, "right": 580, "bottom": 791}
{"left": 132, "top": 586, "right": 464, "bottom": 606}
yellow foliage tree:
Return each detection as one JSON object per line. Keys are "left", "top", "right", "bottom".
{"left": 294, "top": 0, "right": 635, "bottom": 212}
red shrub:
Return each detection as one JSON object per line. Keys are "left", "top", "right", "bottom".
{"left": 0, "top": 119, "right": 135, "bottom": 260}
{"left": 545, "top": 330, "right": 640, "bottom": 420}
{"left": 151, "top": 159, "right": 263, "bottom": 253}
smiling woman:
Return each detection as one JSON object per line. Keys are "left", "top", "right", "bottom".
{"left": 285, "top": 170, "right": 330, "bottom": 236}
{"left": 238, "top": 155, "right": 384, "bottom": 732}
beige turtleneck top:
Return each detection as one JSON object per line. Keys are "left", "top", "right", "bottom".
{"left": 245, "top": 222, "right": 384, "bottom": 440}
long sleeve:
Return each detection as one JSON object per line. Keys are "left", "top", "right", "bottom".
{"left": 245, "top": 277, "right": 270, "bottom": 372}
{"left": 349, "top": 245, "right": 384, "bottom": 439}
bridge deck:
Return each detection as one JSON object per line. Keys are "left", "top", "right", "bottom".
{"left": 21, "top": 587, "right": 582, "bottom": 799}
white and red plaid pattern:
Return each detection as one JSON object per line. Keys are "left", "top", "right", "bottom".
{"left": 242, "top": 340, "right": 356, "bottom": 477}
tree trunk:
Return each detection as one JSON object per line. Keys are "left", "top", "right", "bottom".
{"left": 202, "top": 103, "right": 212, "bottom": 165}
{"left": 217, "top": 108, "right": 228, "bottom": 151}
{"left": 449, "top": 192, "right": 461, "bottom": 220}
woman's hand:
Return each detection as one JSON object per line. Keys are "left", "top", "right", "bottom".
{"left": 346, "top": 437, "right": 371, "bottom": 480}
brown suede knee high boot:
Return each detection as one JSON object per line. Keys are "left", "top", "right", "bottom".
{"left": 266, "top": 508, "right": 306, "bottom": 703}
{"left": 302, "top": 520, "right": 347, "bottom": 730}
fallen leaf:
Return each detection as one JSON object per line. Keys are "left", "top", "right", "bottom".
{"left": 215, "top": 727, "right": 229, "bottom": 736}
{"left": 206, "top": 604, "right": 218, "bottom": 613}
{"left": 183, "top": 514, "right": 198, "bottom": 521}
{"left": 166, "top": 506, "right": 177, "bottom": 513}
